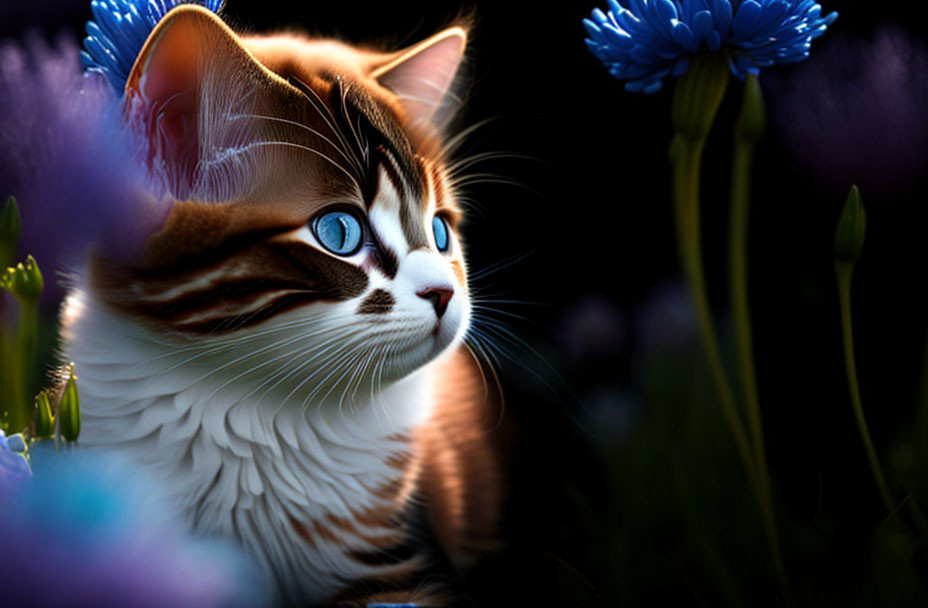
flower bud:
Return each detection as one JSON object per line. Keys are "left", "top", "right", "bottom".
{"left": 34, "top": 391, "right": 54, "bottom": 439}
{"left": 0, "top": 196, "right": 21, "bottom": 244}
{"left": 2, "top": 255, "right": 43, "bottom": 301}
{"left": 59, "top": 364, "right": 81, "bottom": 442}
{"left": 834, "top": 185, "right": 866, "bottom": 264}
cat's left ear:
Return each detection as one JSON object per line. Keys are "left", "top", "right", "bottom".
{"left": 370, "top": 27, "right": 468, "bottom": 132}
{"left": 123, "top": 5, "right": 285, "bottom": 202}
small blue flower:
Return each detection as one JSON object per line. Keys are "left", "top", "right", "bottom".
{"left": 80, "top": 0, "right": 224, "bottom": 93}
{"left": 0, "top": 428, "right": 31, "bottom": 491}
{"left": 584, "top": 0, "right": 838, "bottom": 94}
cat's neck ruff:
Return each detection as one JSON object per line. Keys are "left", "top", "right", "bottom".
{"left": 61, "top": 283, "right": 438, "bottom": 604}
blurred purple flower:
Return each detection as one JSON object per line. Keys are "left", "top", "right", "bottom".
{"left": 557, "top": 294, "right": 627, "bottom": 362}
{"left": 767, "top": 25, "right": 928, "bottom": 198}
{"left": 0, "top": 33, "right": 171, "bottom": 306}
{"left": 0, "top": 442, "right": 270, "bottom": 607}
{"left": 635, "top": 279, "right": 698, "bottom": 352}
{"left": 582, "top": 386, "right": 642, "bottom": 444}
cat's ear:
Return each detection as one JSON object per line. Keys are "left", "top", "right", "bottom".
{"left": 371, "top": 27, "right": 468, "bottom": 132}
{"left": 124, "top": 5, "right": 278, "bottom": 201}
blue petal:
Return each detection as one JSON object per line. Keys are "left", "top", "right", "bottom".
{"left": 671, "top": 55, "right": 690, "bottom": 77}
{"left": 82, "top": 0, "right": 224, "bottom": 95}
{"left": 629, "top": 43, "right": 661, "bottom": 65}
{"left": 711, "top": 0, "right": 733, "bottom": 34}
{"left": 643, "top": 80, "right": 664, "bottom": 94}
{"left": 655, "top": 0, "right": 679, "bottom": 23}
{"left": 731, "top": 0, "right": 762, "bottom": 40}
{"left": 691, "top": 10, "right": 714, "bottom": 41}
{"left": 753, "top": 0, "right": 788, "bottom": 35}
{"left": 602, "top": 23, "right": 636, "bottom": 51}
{"left": 671, "top": 20, "right": 699, "bottom": 53}
{"left": 583, "top": 19, "right": 603, "bottom": 39}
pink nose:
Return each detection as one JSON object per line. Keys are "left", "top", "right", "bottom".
{"left": 417, "top": 286, "right": 454, "bottom": 318}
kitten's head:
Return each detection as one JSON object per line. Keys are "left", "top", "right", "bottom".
{"left": 88, "top": 6, "right": 472, "bottom": 390}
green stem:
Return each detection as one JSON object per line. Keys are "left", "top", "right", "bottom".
{"left": 729, "top": 120, "right": 791, "bottom": 605}
{"left": 8, "top": 298, "right": 37, "bottom": 434}
{"left": 672, "top": 138, "right": 754, "bottom": 482}
{"left": 673, "top": 137, "right": 790, "bottom": 603}
{"left": 730, "top": 132, "right": 766, "bottom": 477}
{"left": 835, "top": 261, "right": 895, "bottom": 512}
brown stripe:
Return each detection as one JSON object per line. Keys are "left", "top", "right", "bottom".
{"left": 146, "top": 278, "right": 310, "bottom": 318}
{"left": 349, "top": 539, "right": 420, "bottom": 567}
{"left": 376, "top": 145, "right": 407, "bottom": 202}
{"left": 357, "top": 289, "right": 395, "bottom": 314}
{"left": 397, "top": 156, "right": 431, "bottom": 251}
{"left": 431, "top": 163, "right": 448, "bottom": 210}
{"left": 175, "top": 291, "right": 328, "bottom": 333}
{"left": 93, "top": 240, "right": 369, "bottom": 334}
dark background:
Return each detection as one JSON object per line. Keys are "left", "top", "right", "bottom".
{"left": 4, "top": 1, "right": 928, "bottom": 606}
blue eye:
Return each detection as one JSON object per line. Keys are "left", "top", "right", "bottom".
{"left": 432, "top": 216, "right": 450, "bottom": 252}
{"left": 313, "top": 210, "right": 363, "bottom": 256}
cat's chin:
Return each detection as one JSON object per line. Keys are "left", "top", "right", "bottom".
{"left": 381, "top": 315, "right": 466, "bottom": 382}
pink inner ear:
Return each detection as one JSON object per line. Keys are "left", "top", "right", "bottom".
{"left": 375, "top": 31, "right": 466, "bottom": 129}
{"left": 128, "top": 58, "right": 201, "bottom": 201}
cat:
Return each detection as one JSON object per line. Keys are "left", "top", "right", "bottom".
{"left": 59, "top": 3, "right": 500, "bottom": 606}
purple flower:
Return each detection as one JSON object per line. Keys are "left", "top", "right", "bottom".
{"left": 0, "top": 33, "right": 171, "bottom": 305}
{"left": 581, "top": 386, "right": 643, "bottom": 443}
{"left": 635, "top": 280, "right": 698, "bottom": 352}
{"left": 557, "top": 294, "right": 627, "bottom": 362}
{"left": 768, "top": 25, "right": 928, "bottom": 198}
{"left": 0, "top": 442, "right": 270, "bottom": 607}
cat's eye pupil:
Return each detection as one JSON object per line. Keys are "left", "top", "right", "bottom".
{"left": 433, "top": 216, "right": 450, "bottom": 252}
{"left": 314, "top": 210, "right": 363, "bottom": 256}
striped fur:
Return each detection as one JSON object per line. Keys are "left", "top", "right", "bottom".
{"left": 60, "top": 6, "right": 498, "bottom": 607}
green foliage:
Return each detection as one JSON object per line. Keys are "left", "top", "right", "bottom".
{"left": 1, "top": 193, "right": 79, "bottom": 443}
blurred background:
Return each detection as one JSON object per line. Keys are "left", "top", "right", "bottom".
{"left": 3, "top": 1, "right": 928, "bottom": 606}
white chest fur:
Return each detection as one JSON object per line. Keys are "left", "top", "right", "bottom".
{"left": 60, "top": 286, "right": 437, "bottom": 605}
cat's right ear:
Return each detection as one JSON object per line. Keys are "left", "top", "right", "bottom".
{"left": 124, "top": 5, "right": 281, "bottom": 201}
{"left": 370, "top": 26, "right": 469, "bottom": 134}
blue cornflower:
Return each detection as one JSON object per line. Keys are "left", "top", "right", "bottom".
{"left": 80, "top": 0, "right": 224, "bottom": 93}
{"left": 584, "top": 0, "right": 838, "bottom": 94}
